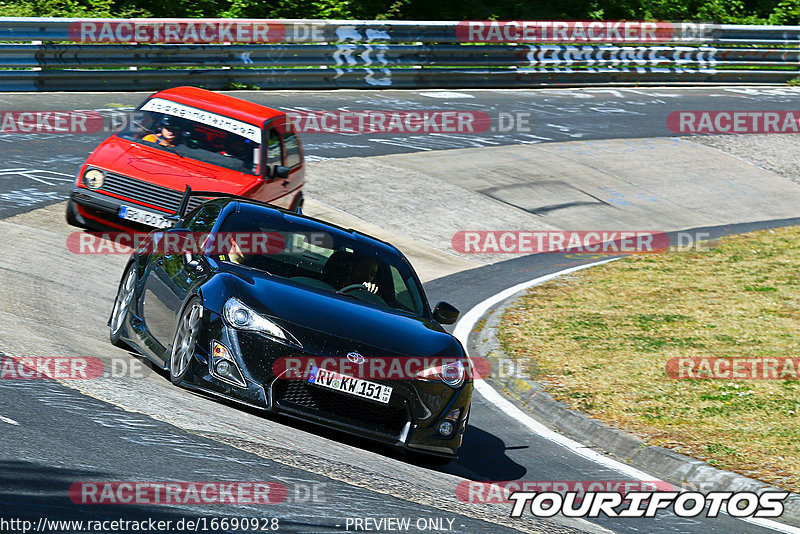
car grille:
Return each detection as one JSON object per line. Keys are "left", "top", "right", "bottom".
{"left": 274, "top": 380, "right": 409, "bottom": 436}
{"left": 100, "top": 172, "right": 206, "bottom": 213}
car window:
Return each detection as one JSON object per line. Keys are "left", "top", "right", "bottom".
{"left": 390, "top": 266, "right": 423, "bottom": 315}
{"left": 266, "top": 128, "right": 283, "bottom": 165}
{"left": 119, "top": 106, "right": 261, "bottom": 175}
{"left": 284, "top": 132, "right": 301, "bottom": 168}
{"left": 182, "top": 202, "right": 223, "bottom": 232}
{"left": 215, "top": 205, "right": 426, "bottom": 317}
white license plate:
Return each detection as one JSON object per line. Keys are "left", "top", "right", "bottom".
{"left": 119, "top": 205, "right": 174, "bottom": 228}
{"left": 308, "top": 366, "right": 392, "bottom": 404}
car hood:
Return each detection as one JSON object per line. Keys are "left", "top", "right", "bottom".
{"left": 230, "top": 273, "right": 458, "bottom": 358}
{"left": 86, "top": 136, "right": 252, "bottom": 193}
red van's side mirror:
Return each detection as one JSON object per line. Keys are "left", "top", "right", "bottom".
{"left": 273, "top": 165, "right": 291, "bottom": 180}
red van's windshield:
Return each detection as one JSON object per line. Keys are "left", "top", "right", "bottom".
{"left": 118, "top": 99, "right": 262, "bottom": 176}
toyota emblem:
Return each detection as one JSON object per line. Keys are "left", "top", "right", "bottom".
{"left": 346, "top": 352, "right": 365, "bottom": 365}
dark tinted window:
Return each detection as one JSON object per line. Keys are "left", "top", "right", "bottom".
{"left": 118, "top": 107, "right": 261, "bottom": 175}
{"left": 215, "top": 205, "right": 426, "bottom": 317}
{"left": 182, "top": 201, "right": 223, "bottom": 232}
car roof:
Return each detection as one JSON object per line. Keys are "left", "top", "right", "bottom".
{"left": 210, "top": 197, "right": 403, "bottom": 257}
{"left": 151, "top": 86, "right": 284, "bottom": 127}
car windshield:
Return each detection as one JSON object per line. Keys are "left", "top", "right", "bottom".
{"left": 212, "top": 205, "right": 427, "bottom": 318}
{"left": 118, "top": 99, "right": 262, "bottom": 175}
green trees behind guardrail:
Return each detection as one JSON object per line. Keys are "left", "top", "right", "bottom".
{"left": 2, "top": 0, "right": 799, "bottom": 25}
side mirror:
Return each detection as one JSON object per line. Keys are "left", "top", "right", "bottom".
{"left": 273, "top": 165, "right": 291, "bottom": 179}
{"left": 161, "top": 230, "right": 201, "bottom": 268}
{"left": 183, "top": 251, "right": 204, "bottom": 273}
{"left": 433, "top": 301, "right": 460, "bottom": 325}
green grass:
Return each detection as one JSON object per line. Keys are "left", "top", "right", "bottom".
{"left": 499, "top": 225, "right": 800, "bottom": 491}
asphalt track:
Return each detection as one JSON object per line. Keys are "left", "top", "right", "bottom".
{"left": 2, "top": 85, "right": 800, "bottom": 218}
{"left": 0, "top": 375, "right": 531, "bottom": 534}
{"left": 2, "top": 87, "right": 800, "bottom": 534}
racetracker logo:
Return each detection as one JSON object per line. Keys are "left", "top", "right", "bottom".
{"left": 0, "top": 111, "right": 104, "bottom": 134}
{"left": 452, "top": 231, "right": 669, "bottom": 254}
{"left": 67, "top": 232, "right": 334, "bottom": 255}
{"left": 0, "top": 355, "right": 103, "bottom": 380}
{"left": 69, "top": 482, "right": 287, "bottom": 505}
{"left": 68, "top": 20, "right": 286, "bottom": 43}
{"left": 455, "top": 21, "right": 714, "bottom": 43}
{"left": 0, "top": 355, "right": 147, "bottom": 380}
{"left": 279, "top": 111, "right": 492, "bottom": 134}
{"left": 273, "top": 356, "right": 494, "bottom": 381}
{"left": 456, "top": 481, "right": 675, "bottom": 503}
{"left": 668, "top": 111, "right": 800, "bottom": 134}
{"left": 667, "top": 357, "right": 800, "bottom": 379}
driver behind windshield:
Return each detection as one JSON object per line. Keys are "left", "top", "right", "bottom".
{"left": 143, "top": 117, "right": 180, "bottom": 147}
{"left": 343, "top": 255, "right": 379, "bottom": 294}
{"left": 212, "top": 208, "right": 425, "bottom": 315}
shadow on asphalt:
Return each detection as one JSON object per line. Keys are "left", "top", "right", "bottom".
{"left": 454, "top": 425, "right": 528, "bottom": 481}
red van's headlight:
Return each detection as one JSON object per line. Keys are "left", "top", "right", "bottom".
{"left": 83, "top": 168, "right": 105, "bottom": 190}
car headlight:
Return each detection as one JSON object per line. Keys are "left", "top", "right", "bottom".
{"left": 223, "top": 297, "right": 289, "bottom": 342}
{"left": 83, "top": 168, "right": 105, "bottom": 190}
{"left": 440, "top": 360, "right": 466, "bottom": 388}
{"left": 418, "top": 359, "right": 466, "bottom": 388}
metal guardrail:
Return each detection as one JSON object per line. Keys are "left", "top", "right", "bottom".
{"left": 2, "top": 67, "right": 793, "bottom": 92}
{"left": 0, "top": 18, "right": 799, "bottom": 91}
{"left": 1, "top": 44, "right": 797, "bottom": 69}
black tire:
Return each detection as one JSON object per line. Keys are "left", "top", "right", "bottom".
{"left": 109, "top": 265, "right": 137, "bottom": 348}
{"left": 291, "top": 193, "right": 304, "bottom": 214}
{"left": 168, "top": 297, "right": 203, "bottom": 385}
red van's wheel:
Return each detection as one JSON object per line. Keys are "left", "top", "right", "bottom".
{"left": 291, "top": 193, "right": 304, "bottom": 214}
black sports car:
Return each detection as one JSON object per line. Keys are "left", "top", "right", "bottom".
{"left": 108, "top": 194, "right": 472, "bottom": 460}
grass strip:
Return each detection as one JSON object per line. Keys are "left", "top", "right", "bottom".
{"left": 499, "top": 226, "right": 800, "bottom": 490}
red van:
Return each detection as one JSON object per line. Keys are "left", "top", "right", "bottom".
{"left": 67, "top": 86, "right": 304, "bottom": 231}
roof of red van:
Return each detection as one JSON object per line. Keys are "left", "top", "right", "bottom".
{"left": 151, "top": 86, "right": 284, "bottom": 126}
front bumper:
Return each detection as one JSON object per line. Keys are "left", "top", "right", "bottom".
{"left": 70, "top": 188, "right": 170, "bottom": 233}
{"left": 183, "top": 316, "right": 472, "bottom": 457}
{"left": 269, "top": 371, "right": 472, "bottom": 458}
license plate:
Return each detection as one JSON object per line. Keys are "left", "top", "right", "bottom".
{"left": 119, "top": 205, "right": 174, "bottom": 229}
{"left": 307, "top": 366, "right": 392, "bottom": 404}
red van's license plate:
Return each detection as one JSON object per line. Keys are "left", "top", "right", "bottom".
{"left": 119, "top": 205, "right": 174, "bottom": 228}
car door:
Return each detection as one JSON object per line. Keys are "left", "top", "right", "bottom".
{"left": 142, "top": 247, "right": 190, "bottom": 351}
{"left": 246, "top": 127, "right": 289, "bottom": 206}
{"left": 142, "top": 203, "right": 220, "bottom": 354}
{"left": 279, "top": 128, "right": 305, "bottom": 206}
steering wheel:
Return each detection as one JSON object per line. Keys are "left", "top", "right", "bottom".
{"left": 339, "top": 284, "right": 369, "bottom": 294}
